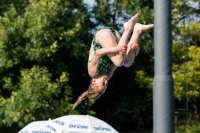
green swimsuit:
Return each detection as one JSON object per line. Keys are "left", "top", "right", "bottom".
{"left": 89, "top": 27, "right": 117, "bottom": 76}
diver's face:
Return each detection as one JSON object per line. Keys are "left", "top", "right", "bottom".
{"left": 92, "top": 75, "right": 108, "bottom": 92}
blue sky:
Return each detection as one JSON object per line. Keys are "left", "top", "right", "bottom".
{"left": 83, "top": 0, "right": 96, "bottom": 6}
{"left": 83, "top": 0, "right": 115, "bottom": 6}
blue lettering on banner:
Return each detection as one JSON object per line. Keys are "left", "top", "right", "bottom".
{"left": 69, "top": 124, "right": 88, "bottom": 129}
{"left": 53, "top": 120, "right": 65, "bottom": 126}
{"left": 32, "top": 130, "right": 51, "bottom": 133}
{"left": 94, "top": 126, "right": 111, "bottom": 131}
{"left": 46, "top": 125, "right": 56, "bottom": 132}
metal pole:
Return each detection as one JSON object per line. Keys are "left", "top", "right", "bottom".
{"left": 153, "top": 0, "right": 174, "bottom": 132}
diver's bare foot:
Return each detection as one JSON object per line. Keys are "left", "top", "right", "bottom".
{"left": 134, "top": 23, "right": 154, "bottom": 34}
{"left": 123, "top": 13, "right": 139, "bottom": 31}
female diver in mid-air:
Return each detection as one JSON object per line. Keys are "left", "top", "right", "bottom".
{"left": 72, "top": 13, "right": 154, "bottom": 110}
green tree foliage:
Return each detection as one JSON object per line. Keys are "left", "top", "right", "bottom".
{"left": 174, "top": 45, "right": 200, "bottom": 109}
{"left": 0, "top": 0, "right": 95, "bottom": 132}
{"left": 173, "top": 21, "right": 200, "bottom": 110}
{"left": 171, "top": 0, "right": 200, "bottom": 111}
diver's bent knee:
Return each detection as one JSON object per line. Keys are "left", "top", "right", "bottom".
{"left": 96, "top": 29, "right": 112, "bottom": 40}
{"left": 114, "top": 62, "right": 123, "bottom": 67}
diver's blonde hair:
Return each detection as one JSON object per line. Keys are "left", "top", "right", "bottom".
{"left": 71, "top": 81, "right": 104, "bottom": 112}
